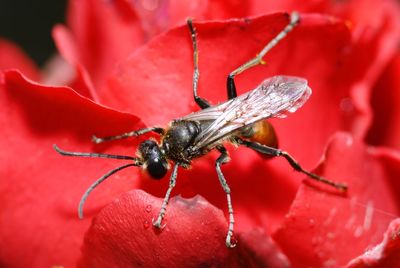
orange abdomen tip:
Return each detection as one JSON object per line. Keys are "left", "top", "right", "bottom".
{"left": 241, "top": 120, "right": 278, "bottom": 150}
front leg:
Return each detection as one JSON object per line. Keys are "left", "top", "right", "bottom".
{"left": 215, "top": 146, "right": 236, "bottom": 248}
{"left": 153, "top": 163, "right": 180, "bottom": 228}
{"left": 92, "top": 127, "right": 165, "bottom": 144}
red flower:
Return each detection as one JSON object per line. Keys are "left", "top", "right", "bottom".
{"left": 1, "top": 1, "right": 400, "bottom": 267}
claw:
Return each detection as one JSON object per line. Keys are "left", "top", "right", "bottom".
{"left": 152, "top": 217, "right": 166, "bottom": 229}
{"left": 225, "top": 235, "right": 237, "bottom": 248}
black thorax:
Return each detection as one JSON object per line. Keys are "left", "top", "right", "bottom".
{"left": 161, "top": 120, "right": 200, "bottom": 164}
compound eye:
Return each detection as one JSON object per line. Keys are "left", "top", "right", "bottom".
{"left": 147, "top": 157, "right": 167, "bottom": 179}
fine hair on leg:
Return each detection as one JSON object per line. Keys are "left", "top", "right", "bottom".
{"left": 153, "top": 163, "right": 180, "bottom": 228}
{"left": 187, "top": 18, "right": 211, "bottom": 109}
{"left": 216, "top": 146, "right": 236, "bottom": 248}
{"left": 92, "top": 127, "right": 165, "bottom": 144}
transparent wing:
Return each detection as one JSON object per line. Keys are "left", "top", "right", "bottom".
{"left": 182, "top": 76, "right": 311, "bottom": 150}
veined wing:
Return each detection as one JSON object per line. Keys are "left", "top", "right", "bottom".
{"left": 182, "top": 76, "right": 311, "bottom": 150}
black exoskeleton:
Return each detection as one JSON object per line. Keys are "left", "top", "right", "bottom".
{"left": 161, "top": 120, "right": 200, "bottom": 164}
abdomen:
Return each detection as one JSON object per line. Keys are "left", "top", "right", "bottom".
{"left": 240, "top": 120, "right": 278, "bottom": 149}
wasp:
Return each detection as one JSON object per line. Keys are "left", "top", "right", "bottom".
{"left": 54, "top": 12, "right": 347, "bottom": 248}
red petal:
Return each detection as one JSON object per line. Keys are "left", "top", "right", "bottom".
{"left": 273, "top": 132, "right": 400, "bottom": 267}
{"left": 0, "top": 70, "right": 144, "bottom": 267}
{"left": 79, "top": 190, "right": 231, "bottom": 267}
{"left": 117, "top": 0, "right": 249, "bottom": 42}
{"left": 346, "top": 218, "right": 400, "bottom": 268}
{"left": 52, "top": 25, "right": 79, "bottom": 68}
{"left": 367, "top": 52, "right": 400, "bottom": 150}
{"left": 55, "top": 0, "right": 253, "bottom": 97}
{"left": 237, "top": 228, "right": 291, "bottom": 267}
{"left": 51, "top": 26, "right": 99, "bottom": 100}
{"left": 0, "top": 39, "right": 40, "bottom": 81}
{"left": 79, "top": 190, "right": 291, "bottom": 267}
{"left": 54, "top": 0, "right": 144, "bottom": 90}
{"left": 167, "top": 0, "right": 249, "bottom": 28}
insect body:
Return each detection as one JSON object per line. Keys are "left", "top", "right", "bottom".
{"left": 54, "top": 12, "right": 347, "bottom": 248}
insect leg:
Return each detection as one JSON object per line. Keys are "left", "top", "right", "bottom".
{"left": 92, "top": 127, "right": 165, "bottom": 144}
{"left": 187, "top": 18, "right": 210, "bottom": 109}
{"left": 153, "top": 163, "right": 180, "bottom": 228}
{"left": 226, "top": 12, "right": 300, "bottom": 99}
{"left": 216, "top": 146, "right": 236, "bottom": 248}
{"left": 236, "top": 138, "right": 348, "bottom": 191}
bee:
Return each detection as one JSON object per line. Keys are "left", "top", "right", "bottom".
{"left": 54, "top": 12, "right": 347, "bottom": 248}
